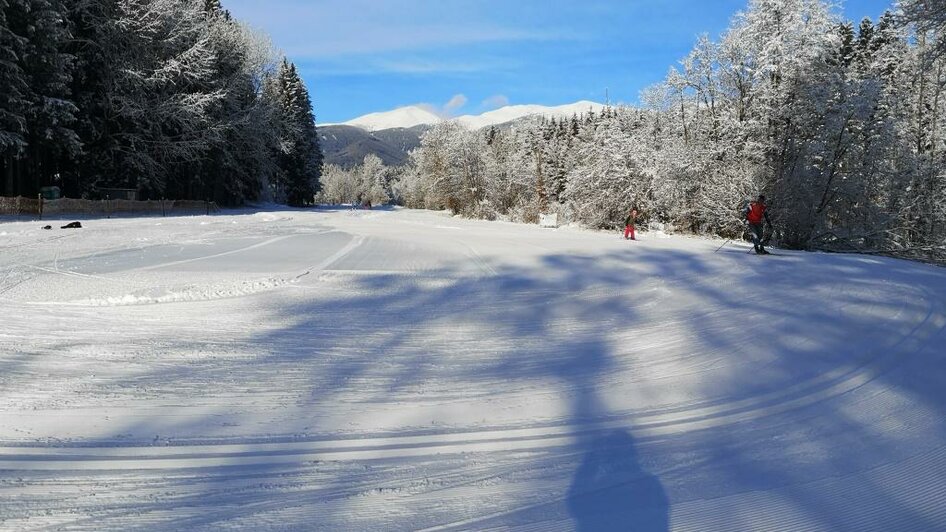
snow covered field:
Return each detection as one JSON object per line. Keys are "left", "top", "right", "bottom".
{"left": 1, "top": 207, "right": 945, "bottom": 531}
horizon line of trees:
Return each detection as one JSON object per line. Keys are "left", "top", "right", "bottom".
{"left": 0, "top": 0, "right": 322, "bottom": 206}
{"left": 383, "top": 0, "right": 946, "bottom": 264}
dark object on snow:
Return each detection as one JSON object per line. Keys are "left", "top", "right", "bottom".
{"left": 42, "top": 225, "right": 52, "bottom": 230}
{"left": 61, "top": 221, "right": 82, "bottom": 229}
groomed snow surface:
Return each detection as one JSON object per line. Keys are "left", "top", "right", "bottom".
{"left": 1, "top": 207, "right": 945, "bottom": 531}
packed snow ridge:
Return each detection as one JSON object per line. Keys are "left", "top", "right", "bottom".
{"left": 335, "top": 100, "right": 607, "bottom": 131}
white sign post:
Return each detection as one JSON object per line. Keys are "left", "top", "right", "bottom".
{"left": 539, "top": 213, "right": 558, "bottom": 228}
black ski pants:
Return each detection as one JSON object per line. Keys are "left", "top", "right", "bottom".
{"left": 748, "top": 223, "right": 765, "bottom": 252}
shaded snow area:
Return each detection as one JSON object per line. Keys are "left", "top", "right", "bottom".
{"left": 2, "top": 207, "right": 945, "bottom": 531}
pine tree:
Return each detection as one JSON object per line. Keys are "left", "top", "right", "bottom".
{"left": 203, "top": 0, "right": 225, "bottom": 16}
{"left": 64, "top": 0, "right": 118, "bottom": 197}
{"left": 856, "top": 17, "right": 875, "bottom": 64}
{"left": 838, "top": 22, "right": 855, "bottom": 68}
{"left": 1, "top": 0, "right": 78, "bottom": 196}
{"left": 190, "top": 5, "right": 276, "bottom": 205}
{"left": 0, "top": 0, "right": 29, "bottom": 195}
{"left": 269, "top": 59, "right": 322, "bottom": 206}
{"left": 30, "top": 0, "right": 80, "bottom": 187}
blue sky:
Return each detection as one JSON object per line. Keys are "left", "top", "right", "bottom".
{"left": 224, "top": 0, "right": 897, "bottom": 123}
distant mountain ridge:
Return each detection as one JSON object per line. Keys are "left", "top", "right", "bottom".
{"left": 340, "top": 107, "right": 442, "bottom": 131}
{"left": 329, "top": 100, "right": 606, "bottom": 132}
{"left": 319, "top": 124, "right": 428, "bottom": 169}
{"left": 454, "top": 101, "right": 606, "bottom": 130}
{"left": 319, "top": 100, "right": 606, "bottom": 168}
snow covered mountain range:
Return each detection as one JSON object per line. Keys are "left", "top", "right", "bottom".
{"left": 332, "top": 100, "right": 607, "bottom": 132}
{"left": 319, "top": 100, "right": 606, "bottom": 168}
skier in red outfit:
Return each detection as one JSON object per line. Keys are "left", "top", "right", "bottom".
{"left": 624, "top": 207, "right": 638, "bottom": 240}
{"left": 745, "top": 194, "right": 772, "bottom": 254}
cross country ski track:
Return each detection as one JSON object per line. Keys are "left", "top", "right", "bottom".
{"left": 3, "top": 289, "right": 943, "bottom": 469}
{"left": 1, "top": 207, "right": 945, "bottom": 530}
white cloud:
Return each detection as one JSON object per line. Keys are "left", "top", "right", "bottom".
{"left": 373, "top": 60, "right": 494, "bottom": 75}
{"left": 481, "top": 94, "right": 510, "bottom": 110}
{"left": 411, "top": 95, "right": 469, "bottom": 119}
{"left": 225, "top": 0, "right": 553, "bottom": 60}
{"left": 443, "top": 94, "right": 469, "bottom": 115}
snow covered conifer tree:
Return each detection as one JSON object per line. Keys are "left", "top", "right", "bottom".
{"left": 268, "top": 59, "right": 322, "bottom": 206}
{"left": 839, "top": 21, "right": 855, "bottom": 68}
{"left": 0, "top": 0, "right": 29, "bottom": 195}
{"left": 564, "top": 113, "right": 641, "bottom": 228}
{"left": 203, "top": 0, "right": 225, "bottom": 16}
{"left": 856, "top": 17, "right": 875, "bottom": 63}
{"left": 1, "top": 0, "right": 78, "bottom": 196}
{"left": 191, "top": 5, "right": 280, "bottom": 205}
{"left": 68, "top": 0, "right": 228, "bottom": 198}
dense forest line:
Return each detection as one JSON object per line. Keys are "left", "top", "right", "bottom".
{"left": 343, "top": 0, "right": 942, "bottom": 263}
{"left": 0, "top": 0, "right": 322, "bottom": 206}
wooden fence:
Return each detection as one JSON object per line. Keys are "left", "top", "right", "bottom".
{"left": 0, "top": 196, "right": 218, "bottom": 218}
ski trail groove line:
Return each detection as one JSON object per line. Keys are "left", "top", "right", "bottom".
{"left": 0, "top": 232, "right": 79, "bottom": 251}
{"left": 50, "top": 454, "right": 546, "bottom": 530}
{"left": 463, "top": 243, "right": 498, "bottom": 276}
{"left": 296, "top": 233, "right": 366, "bottom": 278}
{"left": 27, "top": 264, "right": 119, "bottom": 283}
{"left": 130, "top": 234, "right": 297, "bottom": 272}
{"left": 0, "top": 295, "right": 940, "bottom": 472}
{"left": 0, "top": 289, "right": 941, "bottom": 472}
{"left": 1, "top": 239, "right": 941, "bottom": 484}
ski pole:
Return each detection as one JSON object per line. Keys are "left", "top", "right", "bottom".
{"left": 714, "top": 239, "right": 732, "bottom": 253}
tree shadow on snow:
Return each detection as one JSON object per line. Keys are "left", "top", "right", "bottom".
{"left": 11, "top": 230, "right": 946, "bottom": 530}
{"left": 108, "top": 243, "right": 946, "bottom": 529}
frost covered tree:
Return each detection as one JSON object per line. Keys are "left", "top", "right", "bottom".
{"left": 1, "top": 0, "right": 316, "bottom": 206}
{"left": 64, "top": 0, "right": 230, "bottom": 197}
{"left": 394, "top": 0, "right": 945, "bottom": 262}
{"left": 187, "top": 4, "right": 280, "bottom": 205}
{"left": 358, "top": 153, "right": 390, "bottom": 205}
{"left": 317, "top": 154, "right": 392, "bottom": 206}
{"left": 899, "top": 0, "right": 946, "bottom": 58}
{"left": 318, "top": 163, "right": 358, "bottom": 204}
{"left": 409, "top": 121, "right": 477, "bottom": 212}
{"left": 564, "top": 114, "right": 643, "bottom": 228}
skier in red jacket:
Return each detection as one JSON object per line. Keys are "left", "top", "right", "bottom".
{"left": 745, "top": 195, "right": 772, "bottom": 254}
